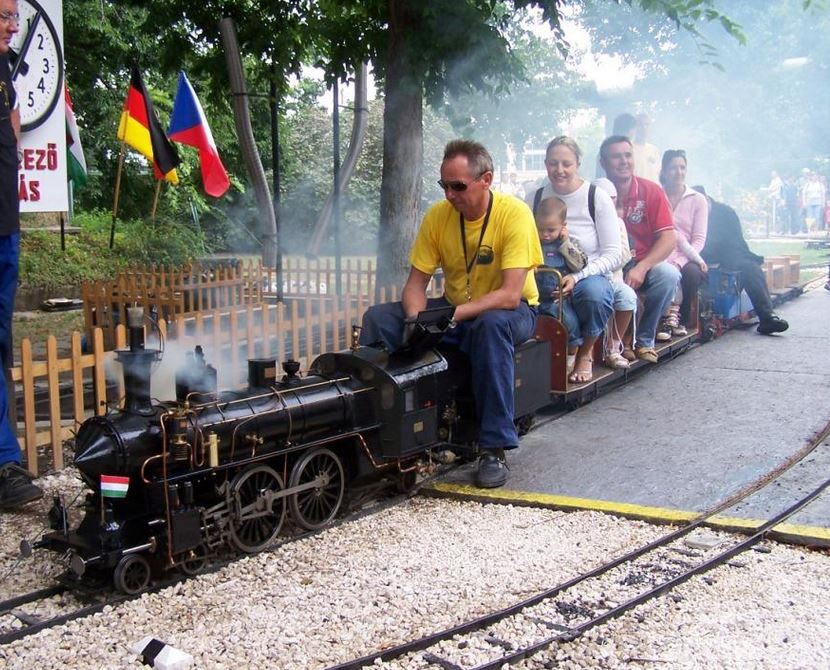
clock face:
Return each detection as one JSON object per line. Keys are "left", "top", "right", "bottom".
{"left": 9, "top": 0, "right": 63, "bottom": 132}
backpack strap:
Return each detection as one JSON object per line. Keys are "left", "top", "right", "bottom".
{"left": 588, "top": 183, "right": 596, "bottom": 223}
{"left": 533, "top": 187, "right": 544, "bottom": 215}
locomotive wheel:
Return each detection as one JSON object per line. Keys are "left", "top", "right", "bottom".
{"left": 288, "top": 447, "right": 345, "bottom": 530}
{"left": 179, "top": 545, "right": 209, "bottom": 576}
{"left": 113, "top": 554, "right": 151, "bottom": 594}
{"left": 395, "top": 469, "right": 418, "bottom": 494}
{"left": 229, "top": 465, "right": 287, "bottom": 553}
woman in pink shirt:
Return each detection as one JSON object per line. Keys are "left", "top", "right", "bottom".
{"left": 659, "top": 149, "right": 708, "bottom": 336}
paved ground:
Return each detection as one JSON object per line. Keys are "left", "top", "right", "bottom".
{"left": 431, "top": 286, "right": 830, "bottom": 545}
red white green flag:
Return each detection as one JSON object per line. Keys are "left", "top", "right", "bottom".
{"left": 65, "top": 85, "right": 87, "bottom": 188}
{"left": 101, "top": 475, "right": 130, "bottom": 498}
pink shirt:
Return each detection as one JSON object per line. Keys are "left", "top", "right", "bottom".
{"left": 666, "top": 186, "right": 708, "bottom": 268}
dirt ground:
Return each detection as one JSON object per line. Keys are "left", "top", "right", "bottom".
{"left": 12, "top": 308, "right": 86, "bottom": 363}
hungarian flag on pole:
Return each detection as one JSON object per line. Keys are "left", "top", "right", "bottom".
{"left": 168, "top": 71, "right": 230, "bottom": 197}
{"left": 65, "top": 85, "right": 87, "bottom": 188}
{"left": 101, "top": 475, "right": 130, "bottom": 499}
{"left": 117, "top": 65, "right": 180, "bottom": 184}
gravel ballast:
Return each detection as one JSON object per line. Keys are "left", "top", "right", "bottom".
{"left": 1, "top": 475, "right": 828, "bottom": 669}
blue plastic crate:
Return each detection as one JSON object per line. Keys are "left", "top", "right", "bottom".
{"left": 708, "top": 269, "right": 742, "bottom": 319}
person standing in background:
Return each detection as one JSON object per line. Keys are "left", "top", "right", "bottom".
{"left": 801, "top": 171, "right": 825, "bottom": 232}
{"left": 0, "top": 0, "right": 43, "bottom": 508}
{"left": 633, "top": 114, "right": 660, "bottom": 183}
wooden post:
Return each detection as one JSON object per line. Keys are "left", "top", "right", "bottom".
{"left": 110, "top": 143, "right": 126, "bottom": 249}
{"left": 150, "top": 179, "right": 163, "bottom": 220}
{"left": 46, "top": 336, "right": 63, "bottom": 470}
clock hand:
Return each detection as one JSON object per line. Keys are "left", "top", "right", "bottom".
{"left": 11, "top": 10, "right": 42, "bottom": 81}
{"left": 7, "top": 48, "right": 29, "bottom": 78}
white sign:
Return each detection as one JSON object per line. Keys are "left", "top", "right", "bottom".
{"left": 12, "top": 0, "right": 66, "bottom": 212}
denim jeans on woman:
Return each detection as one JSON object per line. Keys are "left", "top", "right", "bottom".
{"left": 539, "top": 274, "right": 614, "bottom": 348}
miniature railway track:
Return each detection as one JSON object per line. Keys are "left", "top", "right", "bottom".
{"left": 0, "top": 462, "right": 458, "bottom": 646}
{"left": 327, "top": 422, "right": 830, "bottom": 670}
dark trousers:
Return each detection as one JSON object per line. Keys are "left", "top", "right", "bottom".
{"left": 0, "top": 233, "right": 19, "bottom": 466}
{"left": 679, "top": 262, "right": 706, "bottom": 327}
{"left": 359, "top": 297, "right": 537, "bottom": 450}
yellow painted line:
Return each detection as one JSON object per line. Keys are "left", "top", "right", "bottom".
{"left": 427, "top": 482, "right": 830, "bottom": 544}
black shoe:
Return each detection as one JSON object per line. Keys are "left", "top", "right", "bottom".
{"left": 476, "top": 449, "right": 509, "bottom": 488}
{"left": 0, "top": 463, "right": 44, "bottom": 509}
{"left": 757, "top": 315, "right": 789, "bottom": 335}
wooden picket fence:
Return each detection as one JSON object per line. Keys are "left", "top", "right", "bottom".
{"left": 81, "top": 258, "right": 378, "bottom": 349}
{"left": 11, "top": 276, "right": 454, "bottom": 476}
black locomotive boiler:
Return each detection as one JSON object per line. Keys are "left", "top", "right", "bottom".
{"left": 38, "top": 307, "right": 550, "bottom": 593}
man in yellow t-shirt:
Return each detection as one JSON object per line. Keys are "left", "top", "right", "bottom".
{"left": 360, "top": 139, "right": 543, "bottom": 488}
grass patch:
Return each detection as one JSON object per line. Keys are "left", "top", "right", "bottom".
{"left": 747, "top": 239, "right": 830, "bottom": 269}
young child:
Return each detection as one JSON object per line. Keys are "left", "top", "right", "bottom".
{"left": 534, "top": 198, "right": 587, "bottom": 371}
{"left": 591, "top": 178, "right": 637, "bottom": 369}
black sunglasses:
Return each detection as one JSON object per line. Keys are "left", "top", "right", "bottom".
{"left": 437, "top": 171, "right": 487, "bottom": 193}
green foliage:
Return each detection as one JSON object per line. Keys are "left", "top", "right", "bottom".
{"left": 19, "top": 211, "right": 208, "bottom": 290}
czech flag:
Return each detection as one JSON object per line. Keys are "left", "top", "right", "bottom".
{"left": 117, "top": 65, "right": 180, "bottom": 184}
{"left": 168, "top": 71, "right": 230, "bottom": 198}
{"left": 101, "top": 475, "right": 130, "bottom": 499}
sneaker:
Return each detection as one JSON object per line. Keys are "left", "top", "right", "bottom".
{"left": 476, "top": 449, "right": 509, "bottom": 488}
{"left": 757, "top": 315, "right": 789, "bottom": 335}
{"left": 655, "top": 320, "right": 672, "bottom": 342}
{"left": 665, "top": 304, "right": 680, "bottom": 330}
{"left": 0, "top": 463, "right": 44, "bottom": 509}
{"left": 672, "top": 323, "right": 688, "bottom": 337}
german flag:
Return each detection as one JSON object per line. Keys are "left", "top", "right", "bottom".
{"left": 117, "top": 65, "right": 180, "bottom": 184}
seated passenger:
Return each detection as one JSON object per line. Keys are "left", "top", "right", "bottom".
{"left": 526, "top": 136, "right": 619, "bottom": 383}
{"left": 658, "top": 150, "right": 708, "bottom": 339}
{"left": 534, "top": 196, "right": 588, "bottom": 348}
{"left": 694, "top": 186, "right": 789, "bottom": 335}
{"left": 360, "top": 139, "right": 542, "bottom": 488}
{"left": 600, "top": 135, "right": 680, "bottom": 363}
{"left": 592, "top": 178, "right": 638, "bottom": 369}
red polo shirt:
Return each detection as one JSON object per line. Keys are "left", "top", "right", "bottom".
{"left": 620, "top": 176, "right": 674, "bottom": 261}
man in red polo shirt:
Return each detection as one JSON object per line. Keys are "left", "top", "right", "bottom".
{"left": 600, "top": 135, "right": 679, "bottom": 363}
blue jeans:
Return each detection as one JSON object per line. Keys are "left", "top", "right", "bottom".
{"left": 0, "top": 233, "right": 19, "bottom": 466}
{"left": 360, "top": 297, "right": 537, "bottom": 450}
{"left": 632, "top": 261, "right": 680, "bottom": 348}
{"left": 540, "top": 275, "right": 613, "bottom": 348}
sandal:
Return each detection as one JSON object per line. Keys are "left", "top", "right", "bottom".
{"left": 566, "top": 352, "right": 576, "bottom": 374}
{"left": 605, "top": 350, "right": 630, "bottom": 370}
{"left": 621, "top": 348, "right": 637, "bottom": 362}
{"left": 568, "top": 357, "right": 593, "bottom": 384}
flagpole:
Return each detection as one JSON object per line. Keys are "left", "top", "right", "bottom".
{"left": 110, "top": 142, "right": 127, "bottom": 249}
{"left": 150, "top": 180, "right": 162, "bottom": 220}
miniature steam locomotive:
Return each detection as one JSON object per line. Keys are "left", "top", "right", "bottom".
{"left": 37, "top": 307, "right": 550, "bottom": 593}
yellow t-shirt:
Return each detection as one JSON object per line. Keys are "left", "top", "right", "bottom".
{"left": 409, "top": 191, "right": 543, "bottom": 306}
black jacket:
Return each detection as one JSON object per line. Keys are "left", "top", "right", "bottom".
{"left": 701, "top": 199, "right": 764, "bottom": 268}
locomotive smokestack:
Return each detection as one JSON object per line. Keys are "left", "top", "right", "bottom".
{"left": 116, "top": 307, "right": 160, "bottom": 413}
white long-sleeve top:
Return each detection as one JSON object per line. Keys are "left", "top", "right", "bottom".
{"left": 526, "top": 179, "right": 622, "bottom": 283}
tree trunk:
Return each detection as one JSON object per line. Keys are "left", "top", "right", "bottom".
{"left": 376, "top": 0, "right": 423, "bottom": 297}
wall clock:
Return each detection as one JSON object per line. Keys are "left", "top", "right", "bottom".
{"left": 9, "top": 0, "right": 63, "bottom": 132}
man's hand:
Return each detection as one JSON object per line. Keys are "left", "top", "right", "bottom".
{"left": 625, "top": 263, "right": 648, "bottom": 290}
{"left": 559, "top": 274, "right": 576, "bottom": 296}
{"left": 698, "top": 260, "right": 708, "bottom": 274}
